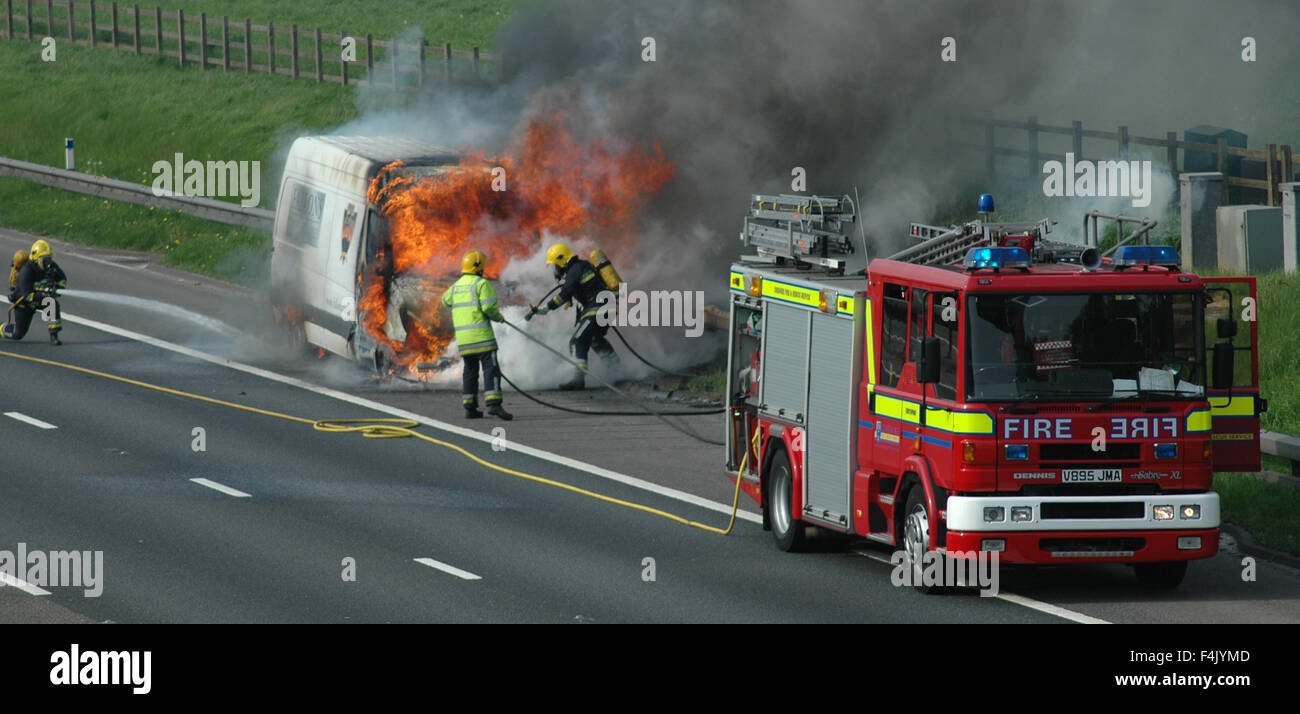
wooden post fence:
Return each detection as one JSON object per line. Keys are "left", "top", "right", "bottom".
{"left": 966, "top": 116, "right": 1295, "bottom": 209}
{"left": 0, "top": 4, "right": 498, "bottom": 89}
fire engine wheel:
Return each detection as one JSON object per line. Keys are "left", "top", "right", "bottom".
{"left": 1133, "top": 561, "right": 1188, "bottom": 589}
{"left": 768, "top": 449, "right": 807, "bottom": 552}
{"left": 901, "top": 487, "right": 939, "bottom": 594}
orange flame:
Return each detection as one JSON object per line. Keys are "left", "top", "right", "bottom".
{"left": 361, "top": 114, "right": 674, "bottom": 370}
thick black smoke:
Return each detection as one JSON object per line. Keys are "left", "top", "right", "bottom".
{"left": 494, "top": 0, "right": 1082, "bottom": 272}
{"left": 484, "top": 0, "right": 1300, "bottom": 279}
{"left": 324, "top": 0, "right": 1300, "bottom": 377}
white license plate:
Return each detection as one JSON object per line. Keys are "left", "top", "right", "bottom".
{"left": 1061, "top": 469, "right": 1122, "bottom": 483}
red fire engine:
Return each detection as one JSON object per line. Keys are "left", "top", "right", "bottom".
{"left": 726, "top": 194, "right": 1262, "bottom": 589}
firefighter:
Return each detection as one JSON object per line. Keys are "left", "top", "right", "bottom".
{"left": 3, "top": 240, "right": 67, "bottom": 344}
{"left": 442, "top": 250, "right": 512, "bottom": 421}
{"left": 532, "top": 243, "right": 617, "bottom": 390}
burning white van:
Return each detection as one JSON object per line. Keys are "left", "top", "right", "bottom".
{"left": 269, "top": 135, "right": 462, "bottom": 372}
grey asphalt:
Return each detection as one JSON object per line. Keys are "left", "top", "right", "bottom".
{"left": 0, "top": 227, "right": 1297, "bottom": 623}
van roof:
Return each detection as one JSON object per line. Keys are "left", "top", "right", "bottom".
{"left": 309, "top": 135, "right": 459, "bottom": 164}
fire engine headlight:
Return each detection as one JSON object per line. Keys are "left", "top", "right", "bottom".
{"left": 1154, "top": 443, "right": 1178, "bottom": 459}
{"left": 1180, "top": 505, "right": 1201, "bottom": 520}
{"left": 1004, "top": 444, "right": 1029, "bottom": 460}
{"left": 1011, "top": 506, "right": 1033, "bottom": 522}
{"left": 981, "top": 539, "right": 1006, "bottom": 552}
{"left": 1153, "top": 505, "right": 1175, "bottom": 521}
{"left": 983, "top": 507, "right": 1005, "bottom": 523}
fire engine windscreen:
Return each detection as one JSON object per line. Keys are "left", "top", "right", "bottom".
{"left": 966, "top": 292, "right": 1205, "bottom": 401}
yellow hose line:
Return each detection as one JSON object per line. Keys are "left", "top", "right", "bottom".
{"left": 0, "top": 349, "right": 746, "bottom": 535}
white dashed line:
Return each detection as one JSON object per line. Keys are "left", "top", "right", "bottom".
{"left": 63, "top": 311, "right": 761, "bottom": 524}
{"left": 189, "top": 477, "right": 252, "bottom": 498}
{"left": 4, "top": 411, "right": 57, "bottom": 429}
{"left": 414, "top": 557, "right": 482, "bottom": 581}
{"left": 61, "top": 310, "right": 1113, "bottom": 623}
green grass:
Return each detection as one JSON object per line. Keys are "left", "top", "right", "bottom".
{"left": 0, "top": 179, "right": 269, "bottom": 281}
{"left": 0, "top": 39, "right": 356, "bottom": 281}
{"left": 0, "top": 0, "right": 514, "bottom": 282}
{"left": 11, "top": 1, "right": 514, "bottom": 51}
{"left": 1254, "top": 270, "right": 1300, "bottom": 436}
{"left": 1215, "top": 472, "right": 1300, "bottom": 555}
{"left": 684, "top": 369, "right": 726, "bottom": 395}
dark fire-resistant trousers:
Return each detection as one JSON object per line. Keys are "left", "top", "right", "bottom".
{"left": 461, "top": 349, "right": 503, "bottom": 407}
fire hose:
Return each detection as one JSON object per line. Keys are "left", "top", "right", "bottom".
{"left": 499, "top": 317, "right": 725, "bottom": 446}
{"left": 525, "top": 288, "right": 694, "bottom": 379}
{"left": 0, "top": 348, "right": 748, "bottom": 536}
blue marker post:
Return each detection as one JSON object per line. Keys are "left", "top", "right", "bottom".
{"left": 65, "top": 138, "right": 74, "bottom": 171}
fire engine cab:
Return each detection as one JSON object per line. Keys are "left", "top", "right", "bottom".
{"left": 725, "top": 194, "right": 1262, "bottom": 589}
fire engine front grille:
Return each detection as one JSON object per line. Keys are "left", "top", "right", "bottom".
{"left": 1039, "top": 443, "right": 1142, "bottom": 461}
{"left": 1019, "top": 484, "right": 1161, "bottom": 497}
{"left": 1039, "top": 537, "right": 1146, "bottom": 557}
{"left": 1040, "top": 501, "right": 1145, "bottom": 519}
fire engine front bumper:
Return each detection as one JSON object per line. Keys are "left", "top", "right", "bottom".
{"left": 943, "top": 493, "right": 1220, "bottom": 564}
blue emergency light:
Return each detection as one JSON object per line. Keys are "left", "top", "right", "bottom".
{"left": 1112, "top": 245, "right": 1181, "bottom": 268}
{"left": 963, "top": 246, "right": 1030, "bottom": 270}
{"left": 977, "top": 193, "right": 995, "bottom": 214}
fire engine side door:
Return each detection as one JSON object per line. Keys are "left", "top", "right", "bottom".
{"left": 869, "top": 284, "right": 926, "bottom": 478}
{"left": 1202, "top": 277, "right": 1263, "bottom": 472}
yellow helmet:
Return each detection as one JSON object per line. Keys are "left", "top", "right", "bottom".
{"left": 461, "top": 249, "right": 487, "bottom": 275}
{"left": 545, "top": 243, "right": 574, "bottom": 268}
{"left": 29, "top": 240, "right": 52, "bottom": 264}
{"left": 12, "top": 249, "right": 27, "bottom": 268}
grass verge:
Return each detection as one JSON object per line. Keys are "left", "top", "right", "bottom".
{"left": 1215, "top": 472, "right": 1300, "bottom": 556}
{"left": 0, "top": 0, "right": 514, "bottom": 282}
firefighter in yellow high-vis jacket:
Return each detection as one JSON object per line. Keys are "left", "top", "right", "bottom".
{"left": 442, "top": 250, "right": 512, "bottom": 420}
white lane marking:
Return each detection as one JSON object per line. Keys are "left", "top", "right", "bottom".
{"left": 0, "top": 571, "right": 51, "bottom": 596}
{"left": 414, "top": 557, "right": 482, "bottom": 581}
{"left": 62, "top": 311, "right": 760, "bottom": 524}
{"left": 994, "top": 592, "right": 1111, "bottom": 624}
{"left": 852, "top": 549, "right": 1112, "bottom": 624}
{"left": 45, "top": 310, "right": 1120, "bottom": 624}
{"left": 62, "top": 250, "right": 150, "bottom": 272}
{"left": 189, "top": 477, "right": 252, "bottom": 498}
{"left": 55, "top": 310, "right": 1115, "bottom": 624}
{"left": 4, "top": 411, "right": 58, "bottom": 429}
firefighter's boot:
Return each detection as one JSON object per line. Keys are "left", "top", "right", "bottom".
{"left": 464, "top": 399, "right": 484, "bottom": 419}
{"left": 486, "top": 403, "right": 513, "bottom": 421}
{"left": 48, "top": 328, "right": 62, "bottom": 346}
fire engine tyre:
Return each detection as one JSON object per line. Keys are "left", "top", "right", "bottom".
{"left": 768, "top": 448, "right": 807, "bottom": 552}
{"left": 901, "top": 487, "right": 940, "bottom": 594}
{"left": 1133, "top": 561, "right": 1188, "bottom": 589}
